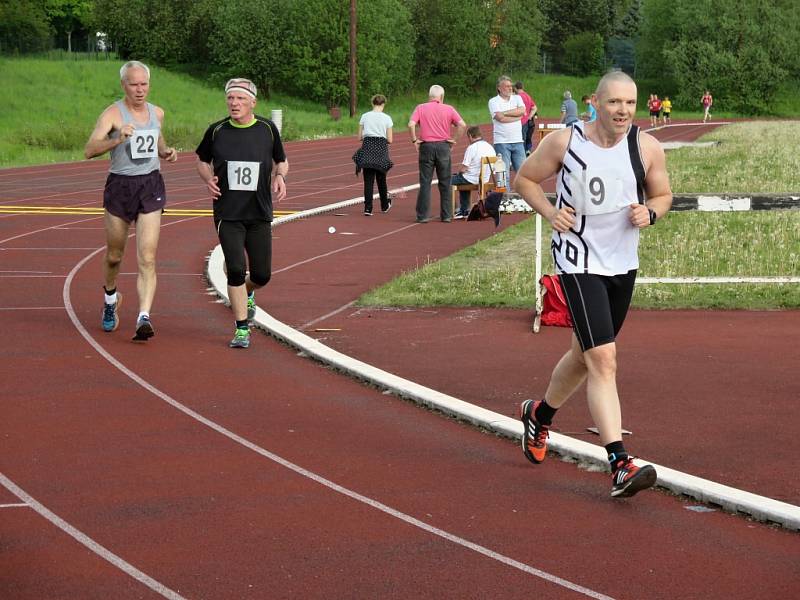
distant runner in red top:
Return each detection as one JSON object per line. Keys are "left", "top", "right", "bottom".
{"left": 701, "top": 91, "right": 713, "bottom": 123}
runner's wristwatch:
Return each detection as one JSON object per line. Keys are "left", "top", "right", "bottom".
{"left": 648, "top": 208, "right": 657, "bottom": 225}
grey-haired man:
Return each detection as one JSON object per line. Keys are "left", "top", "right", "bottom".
{"left": 85, "top": 60, "right": 177, "bottom": 341}
{"left": 196, "top": 78, "right": 288, "bottom": 348}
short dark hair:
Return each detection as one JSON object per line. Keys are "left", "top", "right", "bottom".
{"left": 371, "top": 94, "right": 387, "bottom": 106}
{"left": 467, "top": 125, "right": 482, "bottom": 139}
{"left": 514, "top": 81, "right": 524, "bottom": 90}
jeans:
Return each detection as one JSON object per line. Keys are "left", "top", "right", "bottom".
{"left": 450, "top": 172, "right": 474, "bottom": 215}
{"left": 416, "top": 141, "right": 452, "bottom": 221}
{"left": 522, "top": 121, "right": 534, "bottom": 154}
{"left": 493, "top": 142, "right": 525, "bottom": 173}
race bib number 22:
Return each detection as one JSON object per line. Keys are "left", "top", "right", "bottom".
{"left": 130, "top": 129, "right": 159, "bottom": 159}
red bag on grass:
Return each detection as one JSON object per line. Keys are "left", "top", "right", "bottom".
{"left": 540, "top": 274, "right": 573, "bottom": 328}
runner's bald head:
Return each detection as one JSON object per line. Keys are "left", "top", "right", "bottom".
{"left": 595, "top": 71, "right": 636, "bottom": 98}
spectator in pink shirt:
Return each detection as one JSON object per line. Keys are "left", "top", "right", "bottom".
{"left": 408, "top": 85, "right": 467, "bottom": 222}
{"left": 514, "top": 81, "right": 538, "bottom": 155}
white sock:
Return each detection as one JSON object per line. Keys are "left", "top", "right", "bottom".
{"left": 137, "top": 311, "right": 149, "bottom": 321}
{"left": 104, "top": 291, "right": 117, "bottom": 304}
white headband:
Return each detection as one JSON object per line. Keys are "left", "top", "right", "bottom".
{"left": 225, "top": 80, "right": 257, "bottom": 99}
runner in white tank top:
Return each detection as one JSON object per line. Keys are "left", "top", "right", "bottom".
{"left": 514, "top": 71, "right": 673, "bottom": 499}
{"left": 552, "top": 121, "right": 645, "bottom": 275}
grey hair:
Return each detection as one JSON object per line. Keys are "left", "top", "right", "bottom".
{"left": 428, "top": 84, "right": 445, "bottom": 99}
{"left": 563, "top": 90, "right": 572, "bottom": 100}
{"left": 497, "top": 75, "right": 513, "bottom": 88}
{"left": 120, "top": 61, "right": 150, "bottom": 82}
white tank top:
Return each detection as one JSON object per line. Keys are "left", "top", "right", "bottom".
{"left": 109, "top": 100, "right": 161, "bottom": 176}
{"left": 552, "top": 123, "right": 646, "bottom": 275}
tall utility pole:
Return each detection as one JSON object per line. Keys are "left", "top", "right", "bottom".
{"left": 349, "top": 0, "right": 357, "bottom": 117}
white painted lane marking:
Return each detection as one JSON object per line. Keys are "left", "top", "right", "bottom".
{"left": 0, "top": 473, "right": 186, "bottom": 600}
{"left": 299, "top": 300, "right": 356, "bottom": 331}
{"left": 1, "top": 502, "right": 29, "bottom": 508}
{"left": 63, "top": 239, "right": 615, "bottom": 600}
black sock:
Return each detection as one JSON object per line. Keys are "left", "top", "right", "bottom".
{"left": 235, "top": 320, "right": 249, "bottom": 330}
{"left": 104, "top": 286, "right": 116, "bottom": 295}
{"left": 534, "top": 400, "right": 557, "bottom": 425}
{"left": 605, "top": 441, "right": 628, "bottom": 471}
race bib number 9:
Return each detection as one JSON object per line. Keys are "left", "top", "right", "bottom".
{"left": 567, "top": 168, "right": 626, "bottom": 216}
{"left": 227, "top": 161, "right": 260, "bottom": 192}
{"left": 130, "top": 129, "right": 159, "bottom": 159}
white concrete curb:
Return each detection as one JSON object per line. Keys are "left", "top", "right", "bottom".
{"left": 206, "top": 196, "right": 800, "bottom": 531}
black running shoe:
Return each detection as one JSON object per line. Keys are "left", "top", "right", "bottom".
{"left": 611, "top": 458, "right": 657, "bottom": 498}
{"left": 520, "top": 399, "right": 549, "bottom": 464}
{"left": 132, "top": 315, "right": 155, "bottom": 341}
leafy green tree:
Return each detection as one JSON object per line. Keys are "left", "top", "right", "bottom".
{"left": 355, "top": 0, "right": 414, "bottom": 99}
{"left": 493, "top": 0, "right": 545, "bottom": 74}
{"left": 45, "top": 0, "right": 93, "bottom": 52}
{"left": 280, "top": 0, "right": 350, "bottom": 106}
{"left": 409, "top": 0, "right": 495, "bottom": 93}
{"left": 563, "top": 31, "right": 605, "bottom": 76}
{"left": 206, "top": 0, "right": 289, "bottom": 99}
{"left": 540, "top": 0, "right": 626, "bottom": 72}
{"left": 0, "top": 0, "right": 53, "bottom": 54}
{"left": 613, "top": 0, "right": 640, "bottom": 38}
{"left": 638, "top": 0, "right": 798, "bottom": 114}
{"left": 93, "top": 0, "right": 212, "bottom": 64}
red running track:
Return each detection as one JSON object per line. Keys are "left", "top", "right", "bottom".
{"left": 1, "top": 121, "right": 798, "bottom": 599}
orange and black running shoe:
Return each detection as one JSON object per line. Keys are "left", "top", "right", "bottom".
{"left": 520, "top": 399, "right": 549, "bottom": 464}
{"left": 611, "top": 458, "right": 657, "bottom": 498}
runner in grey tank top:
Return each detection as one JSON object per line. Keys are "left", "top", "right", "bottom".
{"left": 109, "top": 100, "right": 162, "bottom": 176}
{"left": 84, "top": 60, "right": 177, "bottom": 342}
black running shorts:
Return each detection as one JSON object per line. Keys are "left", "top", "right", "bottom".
{"left": 559, "top": 270, "right": 637, "bottom": 352}
{"left": 103, "top": 170, "right": 166, "bottom": 223}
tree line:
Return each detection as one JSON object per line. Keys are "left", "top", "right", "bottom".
{"left": 2, "top": 0, "right": 797, "bottom": 114}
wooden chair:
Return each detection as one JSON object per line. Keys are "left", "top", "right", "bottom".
{"left": 451, "top": 155, "right": 497, "bottom": 215}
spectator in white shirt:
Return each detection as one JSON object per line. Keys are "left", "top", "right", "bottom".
{"left": 488, "top": 75, "right": 526, "bottom": 175}
{"left": 450, "top": 126, "right": 496, "bottom": 218}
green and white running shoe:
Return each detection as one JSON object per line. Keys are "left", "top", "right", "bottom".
{"left": 229, "top": 327, "right": 250, "bottom": 349}
{"left": 247, "top": 293, "right": 256, "bottom": 321}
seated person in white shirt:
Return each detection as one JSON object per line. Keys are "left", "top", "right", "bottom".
{"left": 450, "top": 125, "right": 497, "bottom": 218}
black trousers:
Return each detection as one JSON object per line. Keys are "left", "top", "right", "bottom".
{"left": 363, "top": 168, "right": 388, "bottom": 213}
{"left": 215, "top": 219, "right": 272, "bottom": 287}
{"left": 416, "top": 141, "right": 452, "bottom": 221}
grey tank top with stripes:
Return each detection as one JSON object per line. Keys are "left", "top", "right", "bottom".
{"left": 109, "top": 100, "right": 161, "bottom": 176}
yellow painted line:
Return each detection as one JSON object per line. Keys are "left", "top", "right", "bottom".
{"left": 0, "top": 206, "right": 295, "bottom": 217}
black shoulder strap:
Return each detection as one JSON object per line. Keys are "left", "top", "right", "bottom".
{"left": 626, "top": 125, "right": 646, "bottom": 204}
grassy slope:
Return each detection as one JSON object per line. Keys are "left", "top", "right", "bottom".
{"left": 2, "top": 56, "right": 798, "bottom": 167}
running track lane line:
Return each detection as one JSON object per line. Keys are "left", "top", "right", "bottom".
{"left": 212, "top": 193, "right": 800, "bottom": 531}
{"left": 61, "top": 224, "right": 616, "bottom": 600}
{"left": 0, "top": 473, "right": 186, "bottom": 600}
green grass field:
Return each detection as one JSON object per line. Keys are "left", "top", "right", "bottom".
{"left": 2, "top": 56, "right": 799, "bottom": 168}
{"left": 358, "top": 208, "right": 800, "bottom": 310}
{"left": 359, "top": 121, "right": 800, "bottom": 311}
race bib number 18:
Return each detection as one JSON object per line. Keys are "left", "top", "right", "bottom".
{"left": 227, "top": 161, "right": 260, "bottom": 192}
{"left": 567, "top": 168, "right": 626, "bottom": 216}
{"left": 130, "top": 129, "right": 159, "bottom": 159}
